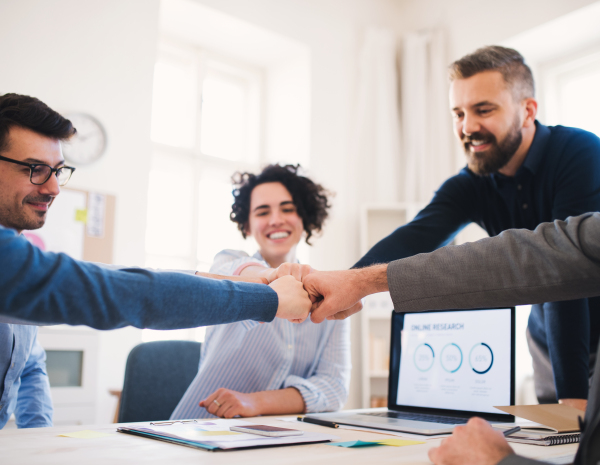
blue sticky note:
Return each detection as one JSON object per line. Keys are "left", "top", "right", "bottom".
{"left": 328, "top": 440, "right": 384, "bottom": 448}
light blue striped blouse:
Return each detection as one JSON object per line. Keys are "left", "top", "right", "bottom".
{"left": 170, "top": 250, "right": 351, "bottom": 419}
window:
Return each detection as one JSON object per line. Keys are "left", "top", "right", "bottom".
{"left": 144, "top": 42, "right": 263, "bottom": 342}
{"left": 542, "top": 49, "right": 600, "bottom": 136}
{"left": 146, "top": 41, "right": 262, "bottom": 274}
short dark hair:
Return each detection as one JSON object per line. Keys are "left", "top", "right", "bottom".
{"left": 449, "top": 46, "right": 535, "bottom": 100}
{"left": 230, "top": 164, "right": 331, "bottom": 245}
{"left": 0, "top": 93, "right": 76, "bottom": 155}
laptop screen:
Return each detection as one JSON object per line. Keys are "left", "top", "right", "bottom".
{"left": 389, "top": 308, "right": 515, "bottom": 419}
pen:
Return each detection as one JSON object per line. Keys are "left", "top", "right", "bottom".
{"left": 503, "top": 426, "right": 521, "bottom": 437}
{"left": 298, "top": 416, "right": 339, "bottom": 428}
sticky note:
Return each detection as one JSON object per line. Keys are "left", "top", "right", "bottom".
{"left": 75, "top": 209, "right": 88, "bottom": 223}
{"left": 189, "top": 430, "right": 240, "bottom": 436}
{"left": 329, "top": 440, "right": 384, "bottom": 448}
{"left": 378, "top": 438, "right": 425, "bottom": 447}
{"left": 59, "top": 430, "right": 113, "bottom": 439}
{"left": 329, "top": 439, "right": 425, "bottom": 448}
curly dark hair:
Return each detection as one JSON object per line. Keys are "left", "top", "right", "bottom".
{"left": 230, "top": 164, "right": 331, "bottom": 245}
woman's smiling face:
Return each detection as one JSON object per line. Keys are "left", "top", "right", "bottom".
{"left": 246, "top": 182, "right": 304, "bottom": 265}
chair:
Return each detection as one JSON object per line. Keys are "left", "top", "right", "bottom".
{"left": 117, "top": 340, "right": 201, "bottom": 423}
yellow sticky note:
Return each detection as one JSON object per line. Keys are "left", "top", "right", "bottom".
{"left": 378, "top": 439, "right": 425, "bottom": 447}
{"left": 59, "top": 430, "right": 113, "bottom": 439}
{"left": 75, "top": 209, "right": 88, "bottom": 223}
{"left": 190, "top": 430, "right": 240, "bottom": 437}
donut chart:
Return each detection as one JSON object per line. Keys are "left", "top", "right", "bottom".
{"left": 440, "top": 343, "right": 463, "bottom": 373}
{"left": 414, "top": 343, "right": 435, "bottom": 372}
{"left": 469, "top": 343, "right": 494, "bottom": 374}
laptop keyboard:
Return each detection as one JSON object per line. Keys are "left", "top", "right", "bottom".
{"left": 362, "top": 411, "right": 469, "bottom": 425}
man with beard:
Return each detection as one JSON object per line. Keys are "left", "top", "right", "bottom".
{"left": 354, "top": 46, "right": 600, "bottom": 411}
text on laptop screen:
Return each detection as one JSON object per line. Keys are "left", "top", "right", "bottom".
{"left": 396, "top": 309, "right": 512, "bottom": 414}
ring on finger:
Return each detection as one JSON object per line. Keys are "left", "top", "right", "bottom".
{"left": 213, "top": 399, "right": 221, "bottom": 408}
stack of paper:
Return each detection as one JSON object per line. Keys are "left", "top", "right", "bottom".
{"left": 117, "top": 419, "right": 338, "bottom": 451}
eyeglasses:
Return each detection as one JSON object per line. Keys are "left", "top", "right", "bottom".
{"left": 0, "top": 154, "right": 76, "bottom": 186}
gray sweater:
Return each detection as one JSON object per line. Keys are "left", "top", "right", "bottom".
{"left": 387, "top": 212, "right": 600, "bottom": 465}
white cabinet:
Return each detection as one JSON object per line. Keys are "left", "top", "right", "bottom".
{"left": 37, "top": 326, "right": 99, "bottom": 426}
{"left": 359, "top": 203, "right": 424, "bottom": 408}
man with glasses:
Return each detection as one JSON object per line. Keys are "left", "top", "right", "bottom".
{"left": 0, "top": 93, "right": 77, "bottom": 429}
{"left": 0, "top": 93, "right": 312, "bottom": 430}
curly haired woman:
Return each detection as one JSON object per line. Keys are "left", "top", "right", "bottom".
{"left": 170, "top": 164, "right": 351, "bottom": 419}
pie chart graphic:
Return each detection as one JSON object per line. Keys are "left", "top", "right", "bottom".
{"left": 440, "top": 343, "right": 463, "bottom": 373}
{"left": 469, "top": 343, "right": 494, "bottom": 374}
{"left": 414, "top": 343, "right": 435, "bottom": 372}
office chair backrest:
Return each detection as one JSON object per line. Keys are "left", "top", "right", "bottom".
{"left": 118, "top": 340, "right": 201, "bottom": 423}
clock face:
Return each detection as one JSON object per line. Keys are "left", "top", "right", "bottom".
{"left": 62, "top": 113, "right": 107, "bottom": 165}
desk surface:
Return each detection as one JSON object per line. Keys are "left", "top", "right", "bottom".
{"left": 0, "top": 416, "right": 577, "bottom": 464}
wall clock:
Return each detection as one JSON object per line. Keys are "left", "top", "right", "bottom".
{"left": 62, "top": 113, "right": 107, "bottom": 165}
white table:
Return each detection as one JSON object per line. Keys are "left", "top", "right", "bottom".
{"left": 0, "top": 416, "right": 578, "bottom": 464}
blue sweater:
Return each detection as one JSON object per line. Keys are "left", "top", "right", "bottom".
{"left": 355, "top": 121, "right": 600, "bottom": 400}
{"left": 0, "top": 226, "right": 279, "bottom": 329}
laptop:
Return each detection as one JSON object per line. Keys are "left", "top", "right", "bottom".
{"left": 308, "top": 307, "right": 516, "bottom": 435}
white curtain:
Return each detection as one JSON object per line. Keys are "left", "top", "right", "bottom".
{"left": 402, "top": 30, "right": 455, "bottom": 204}
{"left": 350, "top": 28, "right": 402, "bottom": 203}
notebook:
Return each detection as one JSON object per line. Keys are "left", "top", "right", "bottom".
{"left": 494, "top": 404, "right": 584, "bottom": 446}
{"left": 308, "top": 307, "right": 516, "bottom": 435}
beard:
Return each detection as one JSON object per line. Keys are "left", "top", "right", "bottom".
{"left": 462, "top": 117, "right": 523, "bottom": 176}
{"left": 0, "top": 193, "right": 53, "bottom": 232}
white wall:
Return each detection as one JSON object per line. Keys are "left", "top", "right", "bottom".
{"left": 396, "top": 0, "right": 600, "bottom": 62}
{"left": 0, "top": 0, "right": 161, "bottom": 423}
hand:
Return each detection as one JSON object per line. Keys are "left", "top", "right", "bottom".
{"left": 199, "top": 388, "right": 260, "bottom": 418}
{"left": 559, "top": 398, "right": 587, "bottom": 411}
{"left": 269, "top": 275, "right": 311, "bottom": 323}
{"left": 265, "top": 262, "right": 313, "bottom": 283}
{"left": 428, "top": 417, "right": 514, "bottom": 465}
{"left": 302, "top": 265, "right": 388, "bottom": 323}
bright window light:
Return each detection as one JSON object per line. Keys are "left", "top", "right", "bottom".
{"left": 559, "top": 67, "right": 600, "bottom": 136}
{"left": 196, "top": 176, "right": 252, "bottom": 271}
{"left": 151, "top": 59, "right": 197, "bottom": 148}
{"left": 145, "top": 166, "right": 194, "bottom": 258}
{"left": 200, "top": 75, "right": 247, "bottom": 161}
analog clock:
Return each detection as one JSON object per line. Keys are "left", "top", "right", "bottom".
{"left": 62, "top": 113, "right": 107, "bottom": 165}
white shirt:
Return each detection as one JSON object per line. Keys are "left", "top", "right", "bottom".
{"left": 170, "top": 250, "right": 351, "bottom": 419}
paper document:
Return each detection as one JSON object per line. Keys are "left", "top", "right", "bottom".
{"left": 494, "top": 404, "right": 582, "bottom": 433}
{"left": 118, "top": 419, "right": 338, "bottom": 451}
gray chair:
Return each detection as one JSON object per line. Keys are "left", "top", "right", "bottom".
{"left": 118, "top": 340, "right": 201, "bottom": 423}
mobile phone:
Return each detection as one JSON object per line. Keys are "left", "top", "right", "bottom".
{"left": 229, "top": 424, "right": 304, "bottom": 437}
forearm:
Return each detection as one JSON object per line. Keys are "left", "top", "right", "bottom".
{"left": 195, "top": 270, "right": 268, "bottom": 285}
{"left": 356, "top": 265, "right": 389, "bottom": 296}
{"left": 239, "top": 265, "right": 272, "bottom": 281}
{"left": 250, "top": 388, "right": 306, "bottom": 415}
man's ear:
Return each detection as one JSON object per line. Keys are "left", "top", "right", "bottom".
{"left": 522, "top": 98, "right": 538, "bottom": 128}
{"left": 243, "top": 222, "right": 251, "bottom": 237}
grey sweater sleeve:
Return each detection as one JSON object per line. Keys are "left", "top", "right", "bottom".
{"left": 387, "top": 212, "right": 600, "bottom": 312}
{"left": 497, "top": 455, "right": 548, "bottom": 465}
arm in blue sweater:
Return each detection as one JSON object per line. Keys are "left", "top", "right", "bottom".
{"left": 0, "top": 226, "right": 278, "bottom": 329}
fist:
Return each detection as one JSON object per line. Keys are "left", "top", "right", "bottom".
{"left": 266, "top": 262, "right": 313, "bottom": 283}
{"left": 269, "top": 275, "right": 311, "bottom": 323}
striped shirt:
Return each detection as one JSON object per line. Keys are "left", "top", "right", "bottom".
{"left": 170, "top": 250, "right": 351, "bottom": 419}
